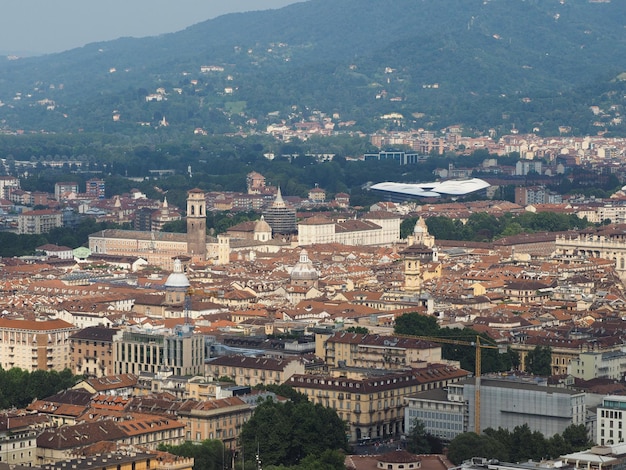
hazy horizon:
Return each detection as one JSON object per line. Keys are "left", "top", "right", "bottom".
{"left": 0, "top": 0, "right": 302, "bottom": 56}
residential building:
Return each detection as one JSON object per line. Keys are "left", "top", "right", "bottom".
{"left": 597, "top": 395, "right": 626, "bottom": 445}
{"left": 316, "top": 332, "right": 442, "bottom": 370}
{"left": 0, "top": 414, "right": 40, "bottom": 466}
{"left": 208, "top": 355, "right": 305, "bottom": 387}
{"left": 36, "top": 417, "right": 185, "bottom": 464}
{"left": 569, "top": 350, "right": 626, "bottom": 381}
{"left": 18, "top": 209, "right": 63, "bottom": 234}
{"left": 288, "top": 364, "right": 468, "bottom": 444}
{"left": 0, "top": 176, "right": 20, "bottom": 199}
{"left": 54, "top": 182, "right": 79, "bottom": 201}
{"left": 40, "top": 452, "right": 194, "bottom": 470}
{"left": 86, "top": 178, "right": 105, "bottom": 199}
{"left": 177, "top": 396, "right": 253, "bottom": 448}
{"left": 69, "top": 326, "right": 118, "bottom": 377}
{"left": 0, "top": 317, "right": 78, "bottom": 371}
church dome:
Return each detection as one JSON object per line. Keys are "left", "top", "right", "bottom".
{"left": 165, "top": 259, "right": 190, "bottom": 289}
{"left": 290, "top": 250, "right": 319, "bottom": 281}
{"left": 255, "top": 216, "right": 272, "bottom": 233}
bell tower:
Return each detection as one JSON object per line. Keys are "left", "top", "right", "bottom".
{"left": 186, "top": 189, "right": 206, "bottom": 260}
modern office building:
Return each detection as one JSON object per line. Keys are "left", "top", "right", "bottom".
{"left": 114, "top": 326, "right": 205, "bottom": 376}
{"left": 597, "top": 395, "right": 626, "bottom": 445}
{"left": 405, "top": 376, "right": 586, "bottom": 441}
{"left": 463, "top": 377, "right": 585, "bottom": 437}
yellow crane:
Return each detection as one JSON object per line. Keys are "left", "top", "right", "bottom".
{"left": 398, "top": 333, "right": 505, "bottom": 434}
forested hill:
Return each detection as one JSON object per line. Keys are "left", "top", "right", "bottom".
{"left": 0, "top": 0, "right": 625, "bottom": 136}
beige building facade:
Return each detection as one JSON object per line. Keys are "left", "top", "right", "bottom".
{"left": 0, "top": 318, "right": 78, "bottom": 371}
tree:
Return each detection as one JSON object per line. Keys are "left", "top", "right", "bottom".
{"left": 344, "top": 326, "right": 369, "bottom": 334}
{"left": 447, "top": 432, "right": 509, "bottom": 464}
{"left": 406, "top": 419, "right": 443, "bottom": 455}
{"left": 159, "top": 440, "right": 224, "bottom": 470}
{"left": 562, "top": 424, "right": 592, "bottom": 451}
{"left": 526, "top": 346, "right": 552, "bottom": 376}
{"left": 239, "top": 397, "right": 347, "bottom": 467}
{"left": 394, "top": 312, "right": 439, "bottom": 337}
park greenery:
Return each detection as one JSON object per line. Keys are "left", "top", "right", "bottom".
{"left": 394, "top": 313, "right": 519, "bottom": 373}
{"left": 238, "top": 396, "right": 348, "bottom": 469}
{"left": 0, "top": 367, "right": 81, "bottom": 409}
{"left": 446, "top": 424, "right": 592, "bottom": 464}
{"left": 162, "top": 392, "right": 348, "bottom": 470}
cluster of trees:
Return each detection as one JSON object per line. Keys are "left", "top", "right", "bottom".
{"left": 394, "top": 313, "right": 519, "bottom": 374}
{"left": 401, "top": 211, "right": 592, "bottom": 243}
{"left": 446, "top": 424, "right": 592, "bottom": 464}
{"left": 162, "top": 388, "right": 348, "bottom": 470}
{"left": 238, "top": 394, "right": 348, "bottom": 469}
{"left": 0, "top": 367, "right": 80, "bottom": 409}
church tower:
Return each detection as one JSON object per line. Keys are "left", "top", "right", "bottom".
{"left": 186, "top": 189, "right": 206, "bottom": 260}
{"left": 402, "top": 218, "right": 436, "bottom": 293}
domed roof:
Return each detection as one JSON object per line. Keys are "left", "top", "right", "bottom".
{"left": 290, "top": 250, "right": 319, "bottom": 281}
{"left": 164, "top": 259, "right": 190, "bottom": 289}
{"left": 255, "top": 215, "right": 272, "bottom": 233}
{"left": 414, "top": 217, "right": 427, "bottom": 234}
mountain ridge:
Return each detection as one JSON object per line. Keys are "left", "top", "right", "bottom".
{"left": 0, "top": 0, "right": 625, "bottom": 136}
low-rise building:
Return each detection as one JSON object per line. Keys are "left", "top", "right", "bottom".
{"left": 316, "top": 332, "right": 442, "bottom": 370}
{"left": 177, "top": 396, "right": 253, "bottom": 448}
{"left": 208, "top": 355, "right": 305, "bottom": 387}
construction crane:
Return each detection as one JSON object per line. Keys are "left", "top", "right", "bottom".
{"left": 398, "top": 333, "right": 505, "bottom": 434}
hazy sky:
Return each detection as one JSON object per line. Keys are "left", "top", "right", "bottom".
{"left": 0, "top": 0, "right": 302, "bottom": 56}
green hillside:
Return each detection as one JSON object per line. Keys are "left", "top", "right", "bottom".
{"left": 0, "top": 0, "right": 625, "bottom": 136}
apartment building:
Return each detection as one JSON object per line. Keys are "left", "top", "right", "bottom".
{"left": 17, "top": 209, "right": 63, "bottom": 234}
{"left": 177, "top": 396, "right": 253, "bottom": 448}
{"left": 316, "top": 332, "right": 442, "bottom": 370}
{"left": 208, "top": 355, "right": 305, "bottom": 387}
{"left": 597, "top": 395, "right": 626, "bottom": 445}
{"left": 69, "top": 326, "right": 118, "bottom": 377}
{"left": 288, "top": 364, "right": 468, "bottom": 444}
{"left": 569, "top": 350, "right": 626, "bottom": 381}
{"left": 0, "top": 317, "right": 78, "bottom": 371}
